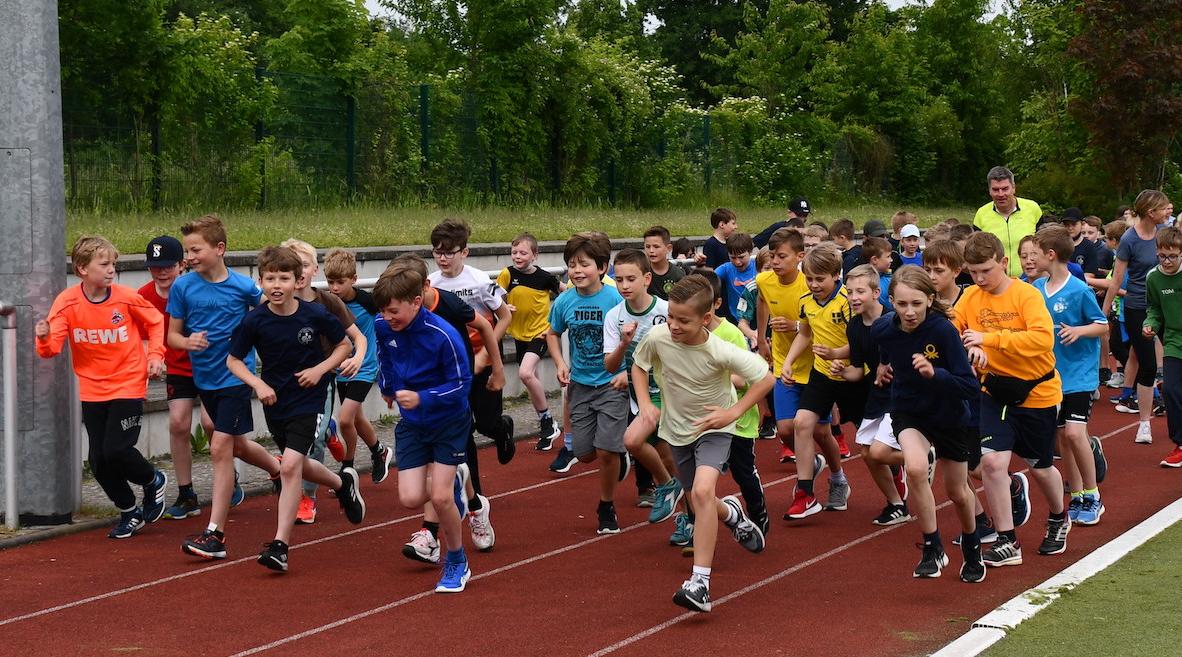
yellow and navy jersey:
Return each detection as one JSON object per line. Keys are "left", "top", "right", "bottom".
{"left": 799, "top": 286, "right": 853, "bottom": 381}
{"left": 497, "top": 265, "right": 561, "bottom": 341}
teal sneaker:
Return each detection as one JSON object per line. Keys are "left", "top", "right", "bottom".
{"left": 648, "top": 478, "right": 684, "bottom": 524}
{"left": 1076, "top": 494, "right": 1105, "bottom": 526}
{"left": 669, "top": 512, "right": 694, "bottom": 546}
{"left": 163, "top": 493, "right": 200, "bottom": 519}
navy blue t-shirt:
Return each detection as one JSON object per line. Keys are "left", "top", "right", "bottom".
{"left": 229, "top": 299, "right": 346, "bottom": 419}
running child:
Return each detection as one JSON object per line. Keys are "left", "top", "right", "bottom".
{"left": 956, "top": 231, "right": 1069, "bottom": 567}
{"left": 137, "top": 235, "right": 215, "bottom": 519}
{"left": 871, "top": 266, "right": 984, "bottom": 581}
{"left": 227, "top": 246, "right": 365, "bottom": 572}
{"left": 1032, "top": 226, "right": 1108, "bottom": 526}
{"left": 171, "top": 216, "right": 281, "bottom": 559}
{"left": 323, "top": 248, "right": 394, "bottom": 483}
{"left": 374, "top": 267, "right": 475, "bottom": 592}
{"left": 862, "top": 236, "right": 895, "bottom": 312}
{"left": 36, "top": 236, "right": 170, "bottom": 539}
{"left": 496, "top": 233, "right": 563, "bottom": 449}
{"left": 632, "top": 274, "right": 773, "bottom": 612}
{"left": 702, "top": 208, "right": 738, "bottom": 269}
{"left": 715, "top": 232, "right": 757, "bottom": 324}
{"left": 1143, "top": 226, "right": 1182, "bottom": 468}
{"left": 547, "top": 232, "right": 629, "bottom": 534}
{"left": 642, "top": 225, "right": 685, "bottom": 299}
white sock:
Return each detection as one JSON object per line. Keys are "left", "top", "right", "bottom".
{"left": 206, "top": 522, "right": 219, "bottom": 533}
{"left": 722, "top": 501, "right": 739, "bottom": 525}
{"left": 692, "top": 565, "right": 712, "bottom": 585}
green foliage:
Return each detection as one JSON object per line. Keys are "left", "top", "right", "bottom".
{"left": 190, "top": 423, "right": 210, "bottom": 455}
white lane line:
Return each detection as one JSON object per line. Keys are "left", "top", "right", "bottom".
{"left": 0, "top": 469, "right": 595, "bottom": 627}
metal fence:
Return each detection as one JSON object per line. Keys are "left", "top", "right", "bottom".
{"left": 63, "top": 69, "right": 744, "bottom": 212}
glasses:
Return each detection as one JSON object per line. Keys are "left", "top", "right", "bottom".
{"left": 1158, "top": 253, "right": 1181, "bottom": 263}
{"left": 432, "top": 248, "right": 463, "bottom": 259}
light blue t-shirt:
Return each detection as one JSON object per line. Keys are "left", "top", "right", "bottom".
{"left": 1034, "top": 275, "right": 1107, "bottom": 394}
{"left": 716, "top": 260, "right": 758, "bottom": 320}
{"left": 167, "top": 270, "right": 261, "bottom": 390}
{"left": 878, "top": 272, "right": 894, "bottom": 313}
{"left": 900, "top": 252, "right": 923, "bottom": 268}
{"left": 549, "top": 284, "right": 624, "bottom": 387}
{"left": 340, "top": 288, "right": 380, "bottom": 384}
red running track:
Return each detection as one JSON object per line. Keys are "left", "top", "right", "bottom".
{"left": 2, "top": 403, "right": 1181, "bottom": 657}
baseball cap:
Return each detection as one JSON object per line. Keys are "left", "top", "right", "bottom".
{"left": 1061, "top": 207, "right": 1084, "bottom": 222}
{"left": 863, "top": 220, "right": 888, "bottom": 238}
{"left": 144, "top": 235, "right": 183, "bottom": 267}
{"left": 789, "top": 197, "right": 811, "bottom": 216}
{"left": 900, "top": 224, "right": 921, "bottom": 239}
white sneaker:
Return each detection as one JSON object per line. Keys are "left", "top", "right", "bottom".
{"left": 401, "top": 528, "right": 440, "bottom": 564}
{"left": 1136, "top": 422, "right": 1154, "bottom": 444}
{"left": 1106, "top": 372, "right": 1125, "bottom": 388}
{"left": 468, "top": 494, "right": 496, "bottom": 552}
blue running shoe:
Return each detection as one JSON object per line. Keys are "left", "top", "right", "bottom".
{"left": 1068, "top": 495, "right": 1083, "bottom": 523}
{"left": 648, "top": 478, "right": 683, "bottom": 524}
{"left": 1076, "top": 494, "right": 1105, "bottom": 526}
{"left": 163, "top": 493, "right": 200, "bottom": 520}
{"left": 669, "top": 512, "right": 694, "bottom": 546}
{"left": 231, "top": 471, "right": 245, "bottom": 507}
{"left": 435, "top": 557, "right": 471, "bottom": 593}
{"left": 453, "top": 464, "right": 470, "bottom": 518}
{"left": 142, "top": 471, "right": 168, "bottom": 523}
{"left": 1010, "top": 472, "right": 1031, "bottom": 529}
{"left": 108, "top": 509, "right": 145, "bottom": 539}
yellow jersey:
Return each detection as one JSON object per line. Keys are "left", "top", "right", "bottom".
{"left": 799, "top": 286, "right": 853, "bottom": 381}
{"left": 755, "top": 270, "right": 812, "bottom": 384}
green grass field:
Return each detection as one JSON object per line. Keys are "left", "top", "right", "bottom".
{"left": 68, "top": 203, "right": 974, "bottom": 253}
{"left": 982, "top": 519, "right": 1182, "bottom": 656}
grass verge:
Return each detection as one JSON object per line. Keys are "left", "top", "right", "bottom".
{"left": 69, "top": 203, "right": 973, "bottom": 253}
{"left": 982, "top": 518, "right": 1182, "bottom": 656}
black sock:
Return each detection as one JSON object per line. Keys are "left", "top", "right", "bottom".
{"left": 424, "top": 521, "right": 440, "bottom": 538}
{"left": 1000, "top": 529, "right": 1017, "bottom": 543}
{"left": 976, "top": 512, "right": 990, "bottom": 527}
{"left": 1050, "top": 510, "right": 1067, "bottom": 522}
{"left": 597, "top": 499, "right": 614, "bottom": 513}
{"left": 342, "top": 459, "right": 354, "bottom": 469}
{"left": 539, "top": 409, "right": 553, "bottom": 422}
{"left": 369, "top": 443, "right": 382, "bottom": 457}
{"left": 178, "top": 483, "right": 195, "bottom": 498}
{"left": 469, "top": 495, "right": 483, "bottom": 512}
{"left": 799, "top": 479, "right": 814, "bottom": 496}
{"left": 923, "top": 531, "right": 942, "bottom": 548}
{"left": 961, "top": 531, "right": 980, "bottom": 550}
{"left": 832, "top": 425, "right": 843, "bottom": 438}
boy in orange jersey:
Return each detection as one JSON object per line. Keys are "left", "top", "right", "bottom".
{"left": 36, "top": 236, "right": 171, "bottom": 539}
{"left": 955, "top": 232, "right": 1068, "bottom": 568}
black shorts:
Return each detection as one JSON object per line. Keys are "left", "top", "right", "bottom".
{"left": 197, "top": 385, "right": 254, "bottom": 436}
{"left": 266, "top": 413, "right": 320, "bottom": 456}
{"left": 513, "top": 338, "right": 549, "bottom": 364}
{"left": 979, "top": 393, "right": 1057, "bottom": 469}
{"left": 797, "top": 370, "right": 867, "bottom": 426}
{"left": 892, "top": 412, "right": 976, "bottom": 463}
{"left": 337, "top": 380, "right": 374, "bottom": 404}
{"left": 166, "top": 374, "right": 199, "bottom": 401}
{"left": 1057, "top": 391, "right": 1094, "bottom": 427}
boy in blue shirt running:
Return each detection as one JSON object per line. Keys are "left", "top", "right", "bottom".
{"left": 714, "top": 232, "right": 757, "bottom": 324}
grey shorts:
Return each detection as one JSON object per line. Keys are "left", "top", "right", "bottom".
{"left": 671, "top": 432, "right": 734, "bottom": 493}
{"left": 569, "top": 381, "right": 629, "bottom": 457}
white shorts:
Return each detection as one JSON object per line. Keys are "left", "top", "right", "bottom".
{"left": 856, "top": 414, "right": 899, "bottom": 451}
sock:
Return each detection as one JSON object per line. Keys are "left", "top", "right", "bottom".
{"left": 1141, "top": 420, "right": 1151, "bottom": 430}
{"left": 831, "top": 469, "right": 848, "bottom": 485}
{"left": 1070, "top": 491, "right": 1083, "bottom": 500}
{"left": 722, "top": 500, "right": 739, "bottom": 526}
{"left": 976, "top": 512, "right": 990, "bottom": 527}
{"left": 370, "top": 443, "right": 382, "bottom": 457}
{"left": 342, "top": 459, "right": 354, "bottom": 469}
{"left": 119, "top": 506, "right": 137, "bottom": 517}
{"left": 1000, "top": 529, "right": 1017, "bottom": 543}
{"left": 446, "top": 547, "right": 466, "bottom": 564}
{"left": 799, "top": 479, "right": 814, "bottom": 496}
{"left": 564, "top": 433, "right": 573, "bottom": 450}
{"left": 178, "top": 483, "right": 195, "bottom": 498}
{"left": 598, "top": 499, "right": 614, "bottom": 513}
{"left": 1122, "top": 386, "right": 1133, "bottom": 398}
{"left": 538, "top": 409, "right": 553, "bottom": 422}
{"left": 961, "top": 531, "right": 980, "bottom": 550}
{"left": 206, "top": 522, "right": 219, "bottom": 534}
{"left": 1083, "top": 487, "right": 1100, "bottom": 500}
{"left": 1050, "top": 509, "right": 1067, "bottom": 521}
{"left": 692, "top": 565, "right": 712, "bottom": 586}
{"left": 424, "top": 521, "right": 440, "bottom": 538}
{"left": 831, "top": 424, "right": 843, "bottom": 438}
{"left": 923, "top": 530, "right": 942, "bottom": 548}
{"left": 468, "top": 495, "right": 483, "bottom": 512}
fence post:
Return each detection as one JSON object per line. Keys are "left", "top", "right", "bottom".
{"left": 703, "top": 114, "right": 712, "bottom": 197}
{"left": 345, "top": 95, "right": 356, "bottom": 203}
{"left": 419, "top": 84, "right": 430, "bottom": 169}
{"left": 1, "top": 301, "right": 16, "bottom": 529}
{"left": 255, "top": 66, "right": 266, "bottom": 210}
{"left": 149, "top": 105, "right": 161, "bottom": 212}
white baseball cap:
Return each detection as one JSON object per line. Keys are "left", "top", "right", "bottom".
{"left": 900, "top": 224, "right": 921, "bottom": 239}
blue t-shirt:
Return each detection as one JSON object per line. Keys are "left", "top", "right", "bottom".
{"left": 716, "top": 260, "right": 758, "bottom": 321}
{"left": 340, "top": 288, "right": 379, "bottom": 384}
{"left": 549, "top": 284, "right": 623, "bottom": 387}
{"left": 167, "top": 270, "right": 262, "bottom": 390}
{"left": 878, "top": 272, "right": 894, "bottom": 313}
{"left": 1033, "top": 275, "right": 1107, "bottom": 394}
{"left": 1021, "top": 262, "right": 1085, "bottom": 283}
{"left": 899, "top": 252, "right": 923, "bottom": 268}
{"left": 1116, "top": 225, "right": 1161, "bottom": 309}
{"left": 229, "top": 300, "right": 346, "bottom": 419}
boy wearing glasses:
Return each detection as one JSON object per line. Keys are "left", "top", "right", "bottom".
{"left": 1143, "top": 227, "right": 1182, "bottom": 467}
{"left": 428, "top": 219, "right": 516, "bottom": 465}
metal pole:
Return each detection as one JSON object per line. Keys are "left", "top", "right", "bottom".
{"left": 1, "top": 301, "right": 16, "bottom": 529}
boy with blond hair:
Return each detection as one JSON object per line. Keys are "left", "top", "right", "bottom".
{"left": 323, "top": 247, "right": 394, "bottom": 483}
{"left": 36, "top": 236, "right": 170, "bottom": 539}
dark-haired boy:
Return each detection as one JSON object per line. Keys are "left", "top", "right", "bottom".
{"left": 228, "top": 246, "right": 365, "bottom": 572}
{"left": 643, "top": 225, "right": 685, "bottom": 299}
{"left": 715, "top": 232, "right": 757, "bottom": 324}
{"left": 1143, "top": 226, "right": 1182, "bottom": 468}
{"left": 702, "top": 209, "right": 738, "bottom": 269}
{"left": 547, "top": 232, "right": 629, "bottom": 534}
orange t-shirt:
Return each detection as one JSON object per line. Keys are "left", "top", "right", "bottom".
{"left": 37, "top": 284, "right": 165, "bottom": 402}
{"left": 952, "top": 280, "right": 1061, "bottom": 408}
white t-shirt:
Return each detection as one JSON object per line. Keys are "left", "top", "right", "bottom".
{"left": 632, "top": 323, "right": 769, "bottom": 446}
{"left": 604, "top": 296, "right": 668, "bottom": 408}
{"left": 429, "top": 264, "right": 504, "bottom": 320}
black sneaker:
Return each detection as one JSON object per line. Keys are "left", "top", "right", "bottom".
{"left": 1038, "top": 516, "right": 1070, "bottom": 555}
{"left": 549, "top": 446, "right": 578, "bottom": 473}
{"left": 956, "top": 515, "right": 999, "bottom": 544}
{"left": 258, "top": 540, "right": 288, "bottom": 572}
{"left": 672, "top": 576, "right": 712, "bottom": 612}
{"left": 371, "top": 444, "right": 394, "bottom": 484}
{"left": 108, "top": 509, "right": 145, "bottom": 539}
{"left": 495, "top": 415, "right": 516, "bottom": 465}
{"left": 913, "top": 542, "right": 949, "bottom": 578}
{"left": 142, "top": 470, "right": 168, "bottom": 523}
{"left": 926, "top": 446, "right": 936, "bottom": 484}
{"left": 183, "top": 529, "right": 227, "bottom": 559}
{"left": 960, "top": 541, "right": 986, "bottom": 583}
{"left": 617, "top": 453, "right": 632, "bottom": 483}
{"left": 758, "top": 417, "right": 776, "bottom": 439}
{"left": 1091, "top": 435, "right": 1108, "bottom": 483}
{"left": 982, "top": 535, "right": 1022, "bottom": 567}
{"left": 1154, "top": 399, "right": 1166, "bottom": 417}
{"left": 536, "top": 416, "right": 560, "bottom": 451}
{"left": 872, "top": 503, "right": 910, "bottom": 526}
{"left": 597, "top": 503, "right": 621, "bottom": 535}
{"left": 1010, "top": 472, "right": 1031, "bottom": 528}
{"left": 336, "top": 467, "right": 366, "bottom": 524}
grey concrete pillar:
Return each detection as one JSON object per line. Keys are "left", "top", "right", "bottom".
{"left": 0, "top": 0, "right": 73, "bottom": 524}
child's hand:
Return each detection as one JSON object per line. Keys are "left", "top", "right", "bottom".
{"left": 1058, "top": 323, "right": 1086, "bottom": 345}
{"left": 812, "top": 344, "right": 833, "bottom": 359}
{"left": 395, "top": 389, "right": 420, "bottom": 410}
{"left": 294, "top": 366, "right": 323, "bottom": 388}
{"left": 757, "top": 340, "right": 770, "bottom": 360}
{"left": 487, "top": 366, "right": 505, "bottom": 392}
{"left": 609, "top": 371, "right": 629, "bottom": 391}
{"left": 1143, "top": 324, "right": 1157, "bottom": 338}
{"left": 382, "top": 394, "right": 395, "bottom": 408}
{"left": 912, "top": 353, "right": 935, "bottom": 379}
{"left": 255, "top": 383, "right": 277, "bottom": 406}
{"left": 874, "top": 363, "right": 893, "bottom": 387}
{"left": 967, "top": 346, "right": 988, "bottom": 371}
{"left": 34, "top": 320, "right": 49, "bottom": 339}
{"left": 770, "top": 317, "right": 794, "bottom": 333}
{"left": 638, "top": 402, "right": 661, "bottom": 428}
{"left": 828, "top": 359, "right": 847, "bottom": 376}
{"left": 185, "top": 330, "right": 209, "bottom": 352}
{"left": 693, "top": 252, "right": 706, "bottom": 265}
{"left": 556, "top": 366, "right": 570, "bottom": 387}
{"left": 339, "top": 353, "right": 363, "bottom": 378}
{"left": 780, "top": 360, "right": 795, "bottom": 385}
{"left": 504, "top": 303, "right": 517, "bottom": 313}
{"left": 147, "top": 358, "right": 166, "bottom": 380}
{"left": 961, "top": 329, "right": 984, "bottom": 348}
{"left": 693, "top": 405, "right": 736, "bottom": 432}
{"left": 473, "top": 349, "right": 490, "bottom": 375}
{"left": 620, "top": 321, "right": 639, "bottom": 345}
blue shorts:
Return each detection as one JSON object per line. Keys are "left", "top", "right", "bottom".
{"left": 395, "top": 413, "right": 471, "bottom": 470}
{"left": 773, "top": 379, "right": 831, "bottom": 423}
{"left": 198, "top": 385, "right": 254, "bottom": 436}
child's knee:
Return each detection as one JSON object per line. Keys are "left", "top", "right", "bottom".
{"left": 905, "top": 461, "right": 928, "bottom": 483}
{"left": 209, "top": 437, "right": 234, "bottom": 460}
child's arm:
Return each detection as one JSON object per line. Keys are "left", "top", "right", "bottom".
{"left": 338, "top": 324, "right": 367, "bottom": 378}
{"left": 1102, "top": 258, "right": 1128, "bottom": 316}
{"left": 1145, "top": 276, "right": 1164, "bottom": 337}
{"left": 695, "top": 372, "right": 775, "bottom": 432}
{"left": 783, "top": 321, "right": 813, "bottom": 384}
{"left": 631, "top": 364, "right": 661, "bottom": 428}
{"left": 167, "top": 315, "right": 208, "bottom": 352}
{"left": 400, "top": 335, "right": 473, "bottom": 414}
{"left": 227, "top": 354, "right": 276, "bottom": 406}
{"left": 546, "top": 328, "right": 569, "bottom": 385}
{"left": 130, "top": 296, "right": 166, "bottom": 378}
{"left": 491, "top": 304, "right": 512, "bottom": 345}
{"left": 962, "top": 291, "right": 1055, "bottom": 357}
{"left": 603, "top": 320, "right": 636, "bottom": 375}
{"left": 755, "top": 294, "right": 771, "bottom": 360}
{"left": 34, "top": 298, "right": 70, "bottom": 359}
{"left": 468, "top": 312, "right": 506, "bottom": 391}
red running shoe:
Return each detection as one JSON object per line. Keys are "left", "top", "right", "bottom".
{"left": 893, "top": 465, "right": 908, "bottom": 501}
{"left": 784, "top": 488, "right": 821, "bottom": 519}
{"left": 326, "top": 419, "right": 345, "bottom": 462}
{"left": 835, "top": 433, "right": 852, "bottom": 459}
{"left": 1160, "top": 446, "right": 1182, "bottom": 468}
{"left": 779, "top": 443, "right": 796, "bottom": 464}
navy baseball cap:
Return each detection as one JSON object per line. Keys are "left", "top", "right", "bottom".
{"left": 789, "top": 197, "right": 811, "bottom": 216}
{"left": 145, "top": 235, "right": 183, "bottom": 267}
{"left": 1062, "top": 207, "right": 1084, "bottom": 222}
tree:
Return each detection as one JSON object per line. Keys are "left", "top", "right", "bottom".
{"left": 726, "top": 0, "right": 829, "bottom": 115}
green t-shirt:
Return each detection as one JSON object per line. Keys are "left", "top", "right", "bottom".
{"left": 713, "top": 319, "right": 761, "bottom": 439}
{"left": 1146, "top": 267, "right": 1182, "bottom": 359}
